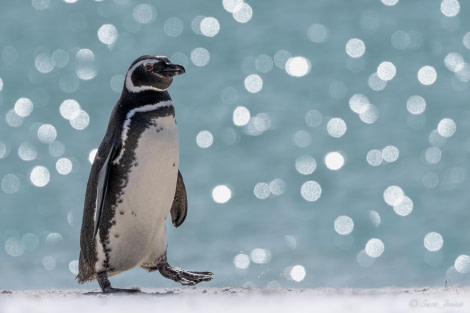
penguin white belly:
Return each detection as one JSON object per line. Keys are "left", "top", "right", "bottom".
{"left": 100, "top": 115, "right": 178, "bottom": 275}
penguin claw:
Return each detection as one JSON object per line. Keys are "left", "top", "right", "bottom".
{"left": 158, "top": 263, "right": 213, "bottom": 285}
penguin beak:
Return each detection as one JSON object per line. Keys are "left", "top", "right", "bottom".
{"left": 157, "top": 63, "right": 186, "bottom": 77}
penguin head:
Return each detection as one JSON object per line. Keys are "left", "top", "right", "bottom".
{"left": 125, "top": 55, "right": 186, "bottom": 93}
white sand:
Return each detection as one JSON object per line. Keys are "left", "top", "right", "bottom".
{"left": 1, "top": 287, "right": 469, "bottom": 313}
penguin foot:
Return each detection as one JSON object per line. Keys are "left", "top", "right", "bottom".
{"left": 97, "top": 271, "right": 141, "bottom": 294}
{"left": 158, "top": 263, "right": 213, "bottom": 286}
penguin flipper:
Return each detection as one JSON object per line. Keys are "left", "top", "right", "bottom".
{"left": 94, "top": 141, "right": 117, "bottom": 238}
{"left": 170, "top": 170, "right": 188, "bottom": 227}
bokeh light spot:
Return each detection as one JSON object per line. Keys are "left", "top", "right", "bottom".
{"left": 6, "top": 109, "right": 24, "bottom": 128}
{"left": 269, "top": 178, "right": 286, "bottom": 196}
{"left": 428, "top": 129, "right": 447, "bottom": 147}
{"left": 164, "top": 17, "right": 184, "bottom": 37}
{"left": 35, "top": 52, "right": 54, "bottom": 74}
{"left": 212, "top": 185, "right": 232, "bottom": 204}
{"left": 250, "top": 248, "right": 271, "bottom": 264}
{"left": 52, "top": 49, "right": 69, "bottom": 68}
{"left": 324, "top": 151, "right": 345, "bottom": 170}
{"left": 69, "top": 110, "right": 90, "bottom": 130}
{"left": 75, "top": 49, "right": 96, "bottom": 80}
{"left": 406, "top": 95, "right": 426, "bottom": 115}
{"left": 345, "top": 38, "right": 366, "bottom": 58}
{"left": 417, "top": 66, "right": 437, "bottom": 85}
{"left": 359, "top": 104, "right": 379, "bottom": 124}
{"left": 437, "top": 118, "right": 456, "bottom": 138}
{"left": 97, "top": 24, "right": 118, "bottom": 46}
{"left": 383, "top": 185, "right": 405, "bottom": 206}
{"left": 30, "top": 165, "right": 50, "bottom": 187}
{"left": 368, "top": 73, "right": 387, "bottom": 91}
{"left": 349, "top": 93, "right": 370, "bottom": 114}
{"left": 233, "top": 106, "right": 250, "bottom": 126}
{"left": 32, "top": 0, "right": 51, "bottom": 10}
{"left": 133, "top": 4, "right": 156, "bottom": 24}
{"left": 223, "top": 0, "right": 243, "bottom": 13}
{"left": 190, "top": 47, "right": 210, "bottom": 67}
{"left": 425, "top": 147, "right": 442, "bottom": 164}
{"left": 69, "top": 260, "right": 79, "bottom": 275}
{"left": 255, "top": 54, "right": 274, "bottom": 73}
{"left": 307, "top": 24, "right": 328, "bottom": 43}
{"left": 233, "top": 253, "right": 250, "bottom": 269}
{"left": 382, "top": 145, "right": 399, "bottom": 163}
{"left": 22, "top": 233, "right": 39, "bottom": 251}
{"left": 369, "top": 211, "right": 381, "bottom": 227}
{"left": 60, "top": 99, "right": 81, "bottom": 120}
{"left": 2, "top": 174, "right": 20, "bottom": 194}
{"left": 463, "top": 32, "right": 470, "bottom": 50}
{"left": 254, "top": 182, "right": 270, "bottom": 199}
{"left": 285, "top": 56, "right": 311, "bottom": 77}
{"left": 200, "top": 17, "right": 220, "bottom": 37}
{"left": 326, "top": 118, "right": 347, "bottom": 138}
{"left": 377, "top": 61, "right": 397, "bottom": 81}
{"left": 56, "top": 157, "right": 73, "bottom": 175}
{"left": 0, "top": 142, "right": 8, "bottom": 159}
{"left": 295, "top": 155, "right": 317, "bottom": 175}
{"left": 334, "top": 215, "right": 354, "bottom": 235}
{"left": 424, "top": 232, "right": 444, "bottom": 252}
{"left": 454, "top": 255, "right": 470, "bottom": 273}
{"left": 305, "top": 110, "right": 323, "bottom": 127}
{"left": 88, "top": 148, "right": 98, "bottom": 164}
{"left": 244, "top": 74, "right": 263, "bottom": 93}
{"left": 196, "top": 130, "right": 214, "bottom": 148}
{"left": 232, "top": 3, "right": 253, "bottom": 23}
{"left": 393, "top": 196, "right": 413, "bottom": 216}
{"left": 300, "top": 181, "right": 322, "bottom": 202}
{"left": 14, "top": 98, "right": 34, "bottom": 117}
{"left": 357, "top": 250, "right": 375, "bottom": 267}
{"left": 37, "top": 124, "right": 57, "bottom": 144}
{"left": 441, "top": 0, "right": 460, "bottom": 17}
{"left": 381, "top": 0, "right": 399, "bottom": 5}
{"left": 110, "top": 74, "right": 125, "bottom": 93}
{"left": 18, "top": 142, "right": 37, "bottom": 161}
{"left": 42, "top": 256, "right": 56, "bottom": 271}
{"left": 290, "top": 265, "right": 306, "bottom": 282}
{"left": 444, "top": 52, "right": 464, "bottom": 73}
{"left": 274, "top": 50, "right": 292, "bottom": 69}
{"left": 5, "top": 237, "right": 24, "bottom": 257}
{"left": 365, "top": 238, "right": 385, "bottom": 258}
{"left": 366, "top": 149, "right": 383, "bottom": 166}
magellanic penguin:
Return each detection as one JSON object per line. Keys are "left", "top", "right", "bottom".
{"left": 76, "top": 55, "right": 213, "bottom": 293}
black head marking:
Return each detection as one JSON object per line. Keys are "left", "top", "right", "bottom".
{"left": 125, "top": 55, "right": 185, "bottom": 93}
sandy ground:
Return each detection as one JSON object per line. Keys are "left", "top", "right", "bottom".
{"left": 1, "top": 287, "right": 469, "bottom": 313}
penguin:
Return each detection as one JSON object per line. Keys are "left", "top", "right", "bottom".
{"left": 76, "top": 55, "right": 213, "bottom": 293}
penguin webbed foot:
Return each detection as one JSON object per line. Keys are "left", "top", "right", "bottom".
{"left": 97, "top": 271, "right": 141, "bottom": 294}
{"left": 158, "top": 263, "right": 213, "bottom": 286}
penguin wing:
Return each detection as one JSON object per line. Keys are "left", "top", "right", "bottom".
{"left": 170, "top": 170, "right": 188, "bottom": 227}
{"left": 93, "top": 140, "right": 118, "bottom": 238}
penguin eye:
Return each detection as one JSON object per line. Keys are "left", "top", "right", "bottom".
{"left": 143, "top": 61, "right": 166, "bottom": 72}
{"left": 144, "top": 63, "right": 155, "bottom": 72}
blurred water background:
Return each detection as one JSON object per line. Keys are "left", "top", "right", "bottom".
{"left": 1, "top": 0, "right": 470, "bottom": 290}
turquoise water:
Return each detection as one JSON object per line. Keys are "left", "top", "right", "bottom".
{"left": 1, "top": 0, "right": 470, "bottom": 290}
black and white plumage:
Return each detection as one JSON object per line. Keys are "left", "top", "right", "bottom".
{"left": 76, "top": 55, "right": 213, "bottom": 293}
